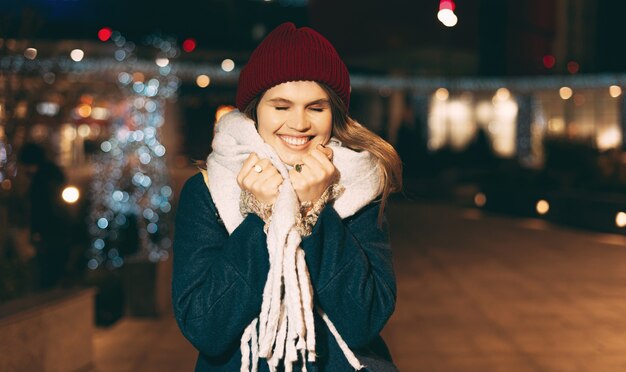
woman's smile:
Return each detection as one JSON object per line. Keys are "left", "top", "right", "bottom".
{"left": 256, "top": 81, "right": 333, "bottom": 165}
{"left": 278, "top": 135, "right": 312, "bottom": 148}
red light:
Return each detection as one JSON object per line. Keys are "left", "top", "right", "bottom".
{"left": 543, "top": 55, "right": 556, "bottom": 69}
{"left": 567, "top": 61, "right": 580, "bottom": 74}
{"left": 98, "top": 27, "right": 112, "bottom": 42}
{"left": 439, "top": 0, "right": 456, "bottom": 11}
{"left": 182, "top": 38, "right": 196, "bottom": 53}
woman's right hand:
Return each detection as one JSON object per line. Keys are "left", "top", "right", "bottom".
{"left": 237, "top": 153, "right": 283, "bottom": 205}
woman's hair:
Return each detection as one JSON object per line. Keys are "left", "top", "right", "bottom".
{"left": 243, "top": 82, "right": 403, "bottom": 224}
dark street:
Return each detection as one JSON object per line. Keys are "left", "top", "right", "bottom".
{"left": 91, "top": 201, "right": 626, "bottom": 372}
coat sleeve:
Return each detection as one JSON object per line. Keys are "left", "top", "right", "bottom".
{"left": 300, "top": 201, "right": 396, "bottom": 349}
{"left": 172, "top": 173, "right": 270, "bottom": 358}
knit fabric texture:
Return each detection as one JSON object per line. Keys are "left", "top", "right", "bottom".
{"left": 236, "top": 22, "right": 351, "bottom": 111}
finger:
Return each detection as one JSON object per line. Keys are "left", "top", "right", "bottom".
{"left": 255, "top": 158, "right": 273, "bottom": 172}
{"left": 268, "top": 173, "right": 284, "bottom": 191}
{"left": 317, "top": 144, "right": 333, "bottom": 161}
{"left": 237, "top": 153, "right": 259, "bottom": 186}
{"left": 307, "top": 150, "right": 334, "bottom": 175}
{"left": 288, "top": 168, "right": 305, "bottom": 188}
{"left": 253, "top": 163, "right": 280, "bottom": 186}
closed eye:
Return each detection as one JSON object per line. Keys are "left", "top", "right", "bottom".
{"left": 309, "top": 107, "right": 325, "bottom": 112}
{"left": 274, "top": 107, "right": 288, "bottom": 111}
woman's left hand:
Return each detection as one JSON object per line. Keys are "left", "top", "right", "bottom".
{"left": 289, "top": 144, "right": 337, "bottom": 203}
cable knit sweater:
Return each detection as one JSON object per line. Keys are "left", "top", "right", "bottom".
{"left": 172, "top": 172, "right": 397, "bottom": 371}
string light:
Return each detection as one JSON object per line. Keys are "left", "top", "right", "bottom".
{"left": 87, "top": 31, "right": 179, "bottom": 270}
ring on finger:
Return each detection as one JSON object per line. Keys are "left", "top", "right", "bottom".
{"left": 294, "top": 163, "right": 304, "bottom": 173}
{"left": 253, "top": 164, "right": 263, "bottom": 173}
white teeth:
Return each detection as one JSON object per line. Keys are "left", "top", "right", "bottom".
{"left": 280, "top": 136, "right": 310, "bottom": 146}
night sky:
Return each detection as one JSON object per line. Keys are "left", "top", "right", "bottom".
{"left": 2, "top": 0, "right": 626, "bottom": 75}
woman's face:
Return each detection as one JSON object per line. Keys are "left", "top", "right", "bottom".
{"left": 256, "top": 81, "right": 332, "bottom": 166}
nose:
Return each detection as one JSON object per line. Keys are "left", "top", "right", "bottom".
{"left": 286, "top": 108, "right": 311, "bottom": 132}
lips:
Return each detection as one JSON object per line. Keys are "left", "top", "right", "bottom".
{"left": 279, "top": 135, "right": 312, "bottom": 147}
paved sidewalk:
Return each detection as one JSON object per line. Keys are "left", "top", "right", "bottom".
{"left": 92, "top": 316, "right": 196, "bottom": 372}
{"left": 384, "top": 203, "right": 626, "bottom": 371}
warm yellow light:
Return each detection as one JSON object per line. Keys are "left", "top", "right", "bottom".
{"left": 221, "top": 59, "right": 235, "bottom": 72}
{"left": 215, "top": 105, "right": 236, "bottom": 123}
{"left": 91, "top": 107, "right": 110, "bottom": 120}
{"left": 78, "top": 124, "right": 91, "bottom": 138}
{"left": 474, "top": 192, "right": 487, "bottom": 207}
{"left": 1, "top": 179, "right": 11, "bottom": 191}
{"left": 63, "top": 125, "right": 77, "bottom": 140}
{"left": 609, "top": 85, "right": 622, "bottom": 98}
{"left": 597, "top": 127, "right": 621, "bottom": 150}
{"left": 70, "top": 49, "right": 84, "bottom": 62}
{"left": 435, "top": 88, "right": 449, "bottom": 101}
{"left": 559, "top": 87, "right": 573, "bottom": 100}
{"left": 475, "top": 101, "right": 493, "bottom": 123}
{"left": 494, "top": 88, "right": 511, "bottom": 102}
{"left": 77, "top": 104, "right": 92, "bottom": 118}
{"left": 616, "top": 212, "right": 626, "bottom": 228}
{"left": 62, "top": 186, "right": 80, "bottom": 203}
{"left": 547, "top": 118, "right": 565, "bottom": 133}
{"left": 536, "top": 200, "right": 550, "bottom": 215}
{"left": 196, "top": 75, "right": 210, "bottom": 88}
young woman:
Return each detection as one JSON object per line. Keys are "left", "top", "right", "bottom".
{"left": 173, "top": 22, "right": 402, "bottom": 371}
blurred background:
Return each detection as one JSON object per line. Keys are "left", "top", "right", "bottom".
{"left": 2, "top": 0, "right": 626, "bottom": 371}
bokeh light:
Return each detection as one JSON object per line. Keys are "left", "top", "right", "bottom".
{"left": 70, "top": 49, "right": 84, "bottom": 62}
{"left": 474, "top": 193, "right": 487, "bottom": 207}
{"left": 196, "top": 75, "right": 210, "bottom": 88}
{"left": 221, "top": 59, "right": 235, "bottom": 72}
{"left": 62, "top": 186, "right": 80, "bottom": 204}
{"left": 559, "top": 87, "right": 573, "bottom": 100}
{"left": 609, "top": 85, "right": 622, "bottom": 98}
{"left": 98, "top": 27, "right": 113, "bottom": 42}
{"left": 435, "top": 88, "right": 449, "bottom": 101}
{"left": 543, "top": 55, "right": 556, "bottom": 69}
{"left": 24, "top": 48, "right": 37, "bottom": 60}
{"left": 182, "top": 38, "right": 196, "bottom": 52}
{"left": 536, "top": 200, "right": 550, "bottom": 215}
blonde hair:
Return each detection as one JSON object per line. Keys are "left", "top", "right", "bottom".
{"left": 244, "top": 82, "right": 403, "bottom": 224}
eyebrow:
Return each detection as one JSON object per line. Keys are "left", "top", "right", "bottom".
{"left": 266, "top": 98, "right": 330, "bottom": 106}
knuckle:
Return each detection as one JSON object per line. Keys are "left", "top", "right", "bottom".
{"left": 242, "top": 177, "right": 254, "bottom": 189}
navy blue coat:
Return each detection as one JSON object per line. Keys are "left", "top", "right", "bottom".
{"left": 172, "top": 173, "right": 397, "bottom": 371}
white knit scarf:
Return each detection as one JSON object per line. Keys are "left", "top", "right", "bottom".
{"left": 205, "top": 111, "right": 382, "bottom": 372}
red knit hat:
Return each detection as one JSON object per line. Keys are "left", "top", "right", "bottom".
{"left": 236, "top": 22, "right": 351, "bottom": 112}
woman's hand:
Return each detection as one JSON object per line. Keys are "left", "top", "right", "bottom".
{"left": 237, "top": 153, "right": 283, "bottom": 205}
{"left": 289, "top": 144, "right": 336, "bottom": 203}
